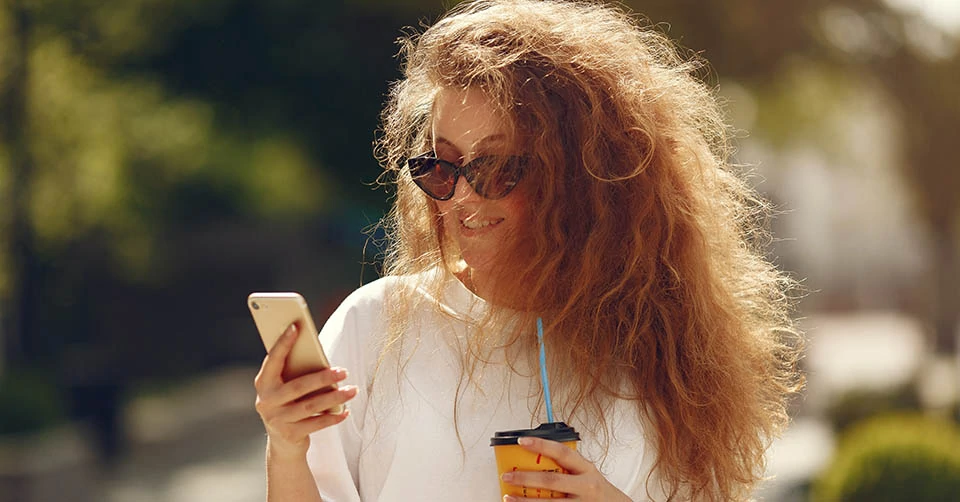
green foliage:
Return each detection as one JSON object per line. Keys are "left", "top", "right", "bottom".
{"left": 0, "top": 3, "right": 336, "bottom": 289}
{"left": 812, "top": 413, "right": 960, "bottom": 502}
{"left": 0, "top": 368, "right": 65, "bottom": 436}
{"left": 28, "top": 36, "right": 327, "bottom": 228}
{"left": 824, "top": 384, "right": 922, "bottom": 434}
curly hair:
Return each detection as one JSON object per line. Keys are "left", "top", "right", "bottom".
{"left": 373, "top": 1, "right": 804, "bottom": 500}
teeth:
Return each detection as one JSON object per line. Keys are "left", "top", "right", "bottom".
{"left": 462, "top": 219, "right": 500, "bottom": 230}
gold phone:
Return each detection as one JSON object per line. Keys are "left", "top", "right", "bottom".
{"left": 247, "top": 292, "right": 343, "bottom": 414}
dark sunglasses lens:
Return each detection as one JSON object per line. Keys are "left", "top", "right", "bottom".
{"left": 466, "top": 157, "right": 524, "bottom": 199}
{"left": 409, "top": 157, "right": 455, "bottom": 199}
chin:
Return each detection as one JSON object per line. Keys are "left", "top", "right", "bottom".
{"left": 460, "top": 254, "right": 494, "bottom": 273}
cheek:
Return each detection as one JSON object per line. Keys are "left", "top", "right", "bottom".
{"left": 435, "top": 200, "right": 458, "bottom": 228}
{"left": 497, "top": 196, "right": 528, "bottom": 231}
{"left": 505, "top": 181, "right": 531, "bottom": 217}
{"left": 505, "top": 199, "right": 526, "bottom": 222}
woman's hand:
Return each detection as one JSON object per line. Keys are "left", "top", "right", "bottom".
{"left": 500, "top": 437, "right": 632, "bottom": 502}
{"left": 254, "top": 323, "right": 358, "bottom": 459}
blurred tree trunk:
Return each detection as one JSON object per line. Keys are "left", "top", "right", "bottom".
{"left": 0, "top": 0, "right": 38, "bottom": 368}
{"left": 909, "top": 111, "right": 960, "bottom": 357}
{"left": 883, "top": 44, "right": 960, "bottom": 356}
{"left": 930, "top": 228, "right": 959, "bottom": 354}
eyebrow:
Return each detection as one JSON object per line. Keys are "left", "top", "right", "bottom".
{"left": 434, "top": 134, "right": 509, "bottom": 155}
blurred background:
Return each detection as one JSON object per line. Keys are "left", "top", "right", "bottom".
{"left": 1, "top": 0, "right": 958, "bottom": 501}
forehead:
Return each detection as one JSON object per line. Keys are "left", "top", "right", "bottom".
{"left": 431, "top": 87, "right": 513, "bottom": 153}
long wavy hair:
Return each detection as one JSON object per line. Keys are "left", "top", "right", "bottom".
{"left": 373, "top": 0, "right": 804, "bottom": 500}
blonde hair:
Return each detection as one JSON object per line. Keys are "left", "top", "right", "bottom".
{"left": 374, "top": 1, "right": 803, "bottom": 500}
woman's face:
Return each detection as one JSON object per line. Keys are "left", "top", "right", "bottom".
{"left": 431, "top": 87, "right": 528, "bottom": 278}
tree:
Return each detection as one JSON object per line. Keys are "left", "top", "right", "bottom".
{"left": 629, "top": 0, "right": 960, "bottom": 356}
{"left": 0, "top": 0, "right": 336, "bottom": 456}
{"left": 814, "top": 1, "right": 960, "bottom": 355}
{"left": 0, "top": 0, "right": 36, "bottom": 372}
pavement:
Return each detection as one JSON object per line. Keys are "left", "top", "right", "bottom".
{"left": 94, "top": 310, "right": 938, "bottom": 502}
{"left": 103, "top": 367, "right": 267, "bottom": 502}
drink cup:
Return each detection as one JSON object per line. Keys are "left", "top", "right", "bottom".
{"left": 490, "top": 422, "right": 581, "bottom": 499}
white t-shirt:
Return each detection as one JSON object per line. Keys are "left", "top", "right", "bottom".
{"left": 306, "top": 271, "right": 661, "bottom": 501}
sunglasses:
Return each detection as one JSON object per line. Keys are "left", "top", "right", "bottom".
{"left": 407, "top": 152, "right": 526, "bottom": 200}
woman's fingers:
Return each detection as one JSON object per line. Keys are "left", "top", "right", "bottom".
{"left": 501, "top": 438, "right": 633, "bottom": 502}
{"left": 251, "top": 323, "right": 358, "bottom": 456}
{"left": 278, "top": 366, "right": 349, "bottom": 404}
{"left": 253, "top": 321, "right": 354, "bottom": 418}
{"left": 500, "top": 438, "right": 597, "bottom": 498}
{"left": 283, "top": 384, "right": 358, "bottom": 422}
{"left": 257, "top": 369, "right": 357, "bottom": 423}
{"left": 284, "top": 408, "right": 352, "bottom": 442}
{"left": 517, "top": 437, "right": 593, "bottom": 474}
{"left": 254, "top": 323, "right": 299, "bottom": 392}
{"left": 501, "top": 469, "right": 579, "bottom": 499}
{"left": 500, "top": 444, "right": 581, "bottom": 498}
{"left": 265, "top": 408, "right": 352, "bottom": 457}
{"left": 261, "top": 381, "right": 357, "bottom": 424}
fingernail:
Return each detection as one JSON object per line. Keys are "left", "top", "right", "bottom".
{"left": 333, "top": 367, "right": 348, "bottom": 379}
{"left": 341, "top": 385, "right": 358, "bottom": 396}
{"left": 504, "top": 495, "right": 517, "bottom": 502}
{"left": 286, "top": 324, "right": 298, "bottom": 336}
{"left": 501, "top": 472, "right": 514, "bottom": 482}
{"left": 518, "top": 437, "right": 534, "bottom": 446}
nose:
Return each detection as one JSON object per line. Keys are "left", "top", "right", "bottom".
{"left": 450, "top": 174, "right": 481, "bottom": 203}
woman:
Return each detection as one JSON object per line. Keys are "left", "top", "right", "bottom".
{"left": 254, "top": 0, "right": 803, "bottom": 500}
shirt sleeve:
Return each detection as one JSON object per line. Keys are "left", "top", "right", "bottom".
{"left": 305, "top": 282, "right": 387, "bottom": 502}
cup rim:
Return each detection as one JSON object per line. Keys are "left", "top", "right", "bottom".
{"left": 490, "top": 421, "right": 581, "bottom": 446}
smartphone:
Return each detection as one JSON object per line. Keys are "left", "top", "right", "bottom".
{"left": 247, "top": 292, "right": 344, "bottom": 414}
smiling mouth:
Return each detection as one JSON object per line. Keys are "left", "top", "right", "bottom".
{"left": 461, "top": 217, "right": 503, "bottom": 230}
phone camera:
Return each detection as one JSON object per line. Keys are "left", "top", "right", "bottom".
{"left": 252, "top": 302, "right": 260, "bottom": 310}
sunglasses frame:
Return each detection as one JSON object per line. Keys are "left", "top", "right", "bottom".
{"left": 407, "top": 152, "right": 526, "bottom": 201}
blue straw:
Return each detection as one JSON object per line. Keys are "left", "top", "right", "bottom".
{"left": 536, "top": 317, "right": 555, "bottom": 423}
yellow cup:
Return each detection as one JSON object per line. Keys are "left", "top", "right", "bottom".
{"left": 490, "top": 422, "right": 581, "bottom": 499}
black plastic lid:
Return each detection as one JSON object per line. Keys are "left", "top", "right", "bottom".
{"left": 490, "top": 422, "right": 581, "bottom": 446}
